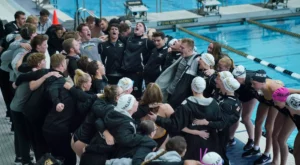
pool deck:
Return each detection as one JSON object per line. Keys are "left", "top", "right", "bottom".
{"left": 0, "top": 0, "right": 298, "bottom": 164}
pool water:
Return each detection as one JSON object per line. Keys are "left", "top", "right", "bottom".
{"left": 53, "top": 0, "right": 263, "bottom": 17}
{"left": 163, "top": 17, "right": 300, "bottom": 148}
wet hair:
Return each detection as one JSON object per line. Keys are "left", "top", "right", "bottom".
{"left": 74, "top": 69, "right": 91, "bottom": 88}
{"left": 181, "top": 38, "right": 194, "bottom": 49}
{"left": 140, "top": 83, "right": 163, "bottom": 107}
{"left": 211, "top": 42, "right": 222, "bottom": 61}
{"left": 119, "top": 23, "right": 130, "bottom": 33}
{"left": 76, "top": 23, "right": 88, "bottom": 32}
{"left": 86, "top": 60, "right": 99, "bottom": 77}
{"left": 40, "top": 9, "right": 50, "bottom": 16}
{"left": 142, "top": 136, "right": 187, "bottom": 165}
{"left": 20, "top": 23, "right": 37, "bottom": 40}
{"left": 27, "top": 53, "right": 45, "bottom": 68}
{"left": 218, "top": 56, "right": 235, "bottom": 71}
{"left": 14, "top": 11, "right": 25, "bottom": 20}
{"left": 109, "top": 18, "right": 121, "bottom": 25}
{"left": 101, "top": 85, "right": 120, "bottom": 103}
{"left": 31, "top": 34, "right": 48, "bottom": 50}
{"left": 50, "top": 54, "right": 66, "bottom": 68}
{"left": 64, "top": 31, "right": 80, "bottom": 40}
{"left": 107, "top": 23, "right": 119, "bottom": 32}
{"left": 77, "top": 56, "right": 90, "bottom": 72}
{"left": 26, "top": 15, "right": 38, "bottom": 24}
{"left": 139, "top": 120, "right": 155, "bottom": 135}
{"left": 152, "top": 31, "right": 165, "bottom": 39}
{"left": 62, "top": 38, "right": 75, "bottom": 54}
{"left": 86, "top": 16, "right": 95, "bottom": 23}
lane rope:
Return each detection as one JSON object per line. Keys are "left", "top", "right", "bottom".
{"left": 177, "top": 26, "right": 300, "bottom": 80}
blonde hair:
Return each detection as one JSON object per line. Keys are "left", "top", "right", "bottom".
{"left": 218, "top": 56, "right": 234, "bottom": 71}
{"left": 181, "top": 38, "right": 194, "bottom": 49}
{"left": 74, "top": 69, "right": 91, "bottom": 88}
{"left": 26, "top": 15, "right": 38, "bottom": 25}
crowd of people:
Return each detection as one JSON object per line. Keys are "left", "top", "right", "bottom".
{"left": 0, "top": 9, "right": 299, "bottom": 165}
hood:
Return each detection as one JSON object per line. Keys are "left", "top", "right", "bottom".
{"left": 186, "top": 96, "right": 213, "bottom": 106}
{"left": 145, "top": 149, "right": 182, "bottom": 162}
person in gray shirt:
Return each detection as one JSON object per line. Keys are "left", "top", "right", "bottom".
{"left": 77, "top": 23, "right": 106, "bottom": 62}
{"left": 10, "top": 53, "right": 61, "bottom": 165}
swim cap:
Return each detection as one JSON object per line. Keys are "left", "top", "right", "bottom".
{"left": 272, "top": 87, "right": 290, "bottom": 102}
{"left": 286, "top": 94, "right": 300, "bottom": 110}
{"left": 191, "top": 76, "right": 206, "bottom": 93}
{"left": 232, "top": 65, "right": 246, "bottom": 78}
{"left": 202, "top": 152, "right": 223, "bottom": 165}
{"left": 251, "top": 70, "right": 267, "bottom": 83}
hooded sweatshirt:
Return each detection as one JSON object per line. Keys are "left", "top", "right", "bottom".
{"left": 145, "top": 149, "right": 182, "bottom": 162}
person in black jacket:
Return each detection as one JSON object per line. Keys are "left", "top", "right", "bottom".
{"left": 148, "top": 77, "right": 222, "bottom": 161}
{"left": 193, "top": 76, "right": 242, "bottom": 165}
{"left": 81, "top": 94, "right": 156, "bottom": 165}
{"left": 163, "top": 38, "right": 181, "bottom": 70}
{"left": 99, "top": 23, "right": 125, "bottom": 84}
{"left": 86, "top": 60, "right": 107, "bottom": 94}
{"left": 71, "top": 85, "right": 123, "bottom": 157}
{"left": 143, "top": 31, "right": 168, "bottom": 86}
{"left": 42, "top": 54, "right": 76, "bottom": 165}
{"left": 62, "top": 38, "right": 81, "bottom": 79}
{"left": 46, "top": 24, "right": 64, "bottom": 56}
{"left": 121, "top": 22, "right": 155, "bottom": 99}
{"left": 4, "top": 11, "right": 26, "bottom": 36}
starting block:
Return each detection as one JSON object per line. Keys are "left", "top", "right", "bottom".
{"left": 124, "top": 0, "right": 148, "bottom": 21}
{"left": 197, "top": 0, "right": 221, "bottom": 16}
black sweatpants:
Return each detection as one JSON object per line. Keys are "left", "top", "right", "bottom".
{"left": 11, "top": 111, "right": 31, "bottom": 164}
{"left": 80, "top": 152, "right": 108, "bottom": 165}
{"left": 123, "top": 72, "right": 143, "bottom": 99}
{"left": 0, "top": 69, "right": 14, "bottom": 118}
{"left": 106, "top": 75, "right": 122, "bottom": 85}
{"left": 219, "top": 128, "right": 230, "bottom": 165}
{"left": 25, "top": 118, "right": 49, "bottom": 161}
{"left": 43, "top": 130, "right": 76, "bottom": 165}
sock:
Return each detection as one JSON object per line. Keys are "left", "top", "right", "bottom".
{"left": 254, "top": 146, "right": 260, "bottom": 150}
{"left": 263, "top": 153, "right": 270, "bottom": 157}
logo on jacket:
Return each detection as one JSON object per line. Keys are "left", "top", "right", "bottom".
{"left": 118, "top": 43, "right": 123, "bottom": 47}
{"left": 138, "top": 41, "right": 143, "bottom": 45}
{"left": 158, "top": 53, "right": 163, "bottom": 57}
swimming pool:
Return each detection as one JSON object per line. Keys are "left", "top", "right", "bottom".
{"left": 163, "top": 16, "right": 300, "bottom": 148}
{"left": 52, "top": 0, "right": 263, "bottom": 17}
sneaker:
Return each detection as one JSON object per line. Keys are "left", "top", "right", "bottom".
{"left": 243, "top": 139, "right": 254, "bottom": 151}
{"left": 14, "top": 157, "right": 22, "bottom": 165}
{"left": 242, "top": 148, "right": 261, "bottom": 158}
{"left": 254, "top": 154, "right": 272, "bottom": 165}
{"left": 228, "top": 138, "right": 236, "bottom": 146}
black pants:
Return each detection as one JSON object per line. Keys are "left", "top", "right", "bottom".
{"left": 219, "top": 128, "right": 230, "bottom": 165}
{"left": 0, "top": 69, "right": 14, "bottom": 118}
{"left": 25, "top": 118, "right": 49, "bottom": 161}
{"left": 124, "top": 72, "right": 143, "bottom": 99}
{"left": 11, "top": 111, "right": 31, "bottom": 164}
{"left": 80, "top": 152, "right": 108, "bottom": 165}
{"left": 106, "top": 75, "right": 122, "bottom": 85}
{"left": 43, "top": 130, "right": 76, "bottom": 165}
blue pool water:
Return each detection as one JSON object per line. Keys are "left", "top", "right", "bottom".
{"left": 53, "top": 0, "right": 262, "bottom": 17}
{"left": 163, "top": 17, "right": 300, "bottom": 148}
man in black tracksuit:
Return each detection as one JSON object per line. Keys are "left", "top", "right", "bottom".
{"left": 121, "top": 22, "right": 155, "bottom": 99}
{"left": 143, "top": 31, "right": 168, "bottom": 86}
{"left": 99, "top": 23, "right": 125, "bottom": 84}
{"left": 42, "top": 54, "right": 76, "bottom": 165}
